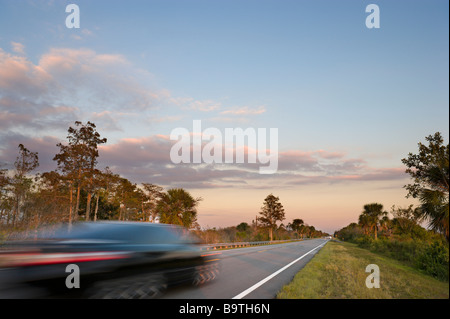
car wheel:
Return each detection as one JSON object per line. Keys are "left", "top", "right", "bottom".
{"left": 192, "top": 262, "right": 220, "bottom": 286}
{"left": 86, "top": 273, "right": 167, "bottom": 299}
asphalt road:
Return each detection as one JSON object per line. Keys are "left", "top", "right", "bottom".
{"left": 163, "top": 238, "right": 329, "bottom": 299}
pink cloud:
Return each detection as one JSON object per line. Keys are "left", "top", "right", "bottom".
{"left": 0, "top": 48, "right": 51, "bottom": 98}
{"left": 0, "top": 46, "right": 169, "bottom": 136}
{"left": 0, "top": 130, "right": 408, "bottom": 192}
{"left": 0, "top": 134, "right": 61, "bottom": 172}
{"left": 315, "top": 149, "right": 346, "bottom": 159}
{"left": 0, "top": 112, "right": 33, "bottom": 129}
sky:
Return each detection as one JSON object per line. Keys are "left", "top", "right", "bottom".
{"left": 0, "top": 0, "right": 448, "bottom": 234}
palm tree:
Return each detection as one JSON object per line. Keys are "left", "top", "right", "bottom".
{"left": 358, "top": 213, "right": 371, "bottom": 236}
{"left": 379, "top": 215, "right": 391, "bottom": 237}
{"left": 156, "top": 188, "right": 202, "bottom": 229}
{"left": 419, "top": 189, "right": 449, "bottom": 240}
{"left": 360, "top": 203, "right": 387, "bottom": 240}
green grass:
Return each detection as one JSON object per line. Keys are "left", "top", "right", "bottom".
{"left": 277, "top": 240, "right": 449, "bottom": 299}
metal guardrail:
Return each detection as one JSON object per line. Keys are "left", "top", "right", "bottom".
{"left": 200, "top": 239, "right": 307, "bottom": 251}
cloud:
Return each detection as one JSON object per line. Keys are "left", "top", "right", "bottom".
{"left": 0, "top": 111, "right": 33, "bottom": 130}
{"left": 11, "top": 42, "right": 25, "bottom": 55}
{"left": 0, "top": 46, "right": 162, "bottom": 110}
{"left": 94, "top": 134, "right": 408, "bottom": 190}
{"left": 208, "top": 116, "right": 251, "bottom": 124}
{"left": 285, "top": 167, "right": 407, "bottom": 186}
{"left": 0, "top": 44, "right": 408, "bottom": 192}
{"left": 277, "top": 150, "right": 320, "bottom": 172}
{"left": 0, "top": 46, "right": 169, "bottom": 138}
{"left": 220, "top": 106, "right": 266, "bottom": 116}
{"left": 89, "top": 110, "right": 139, "bottom": 132}
{"left": 37, "top": 47, "right": 160, "bottom": 111}
{"left": 0, "top": 133, "right": 61, "bottom": 172}
{"left": 0, "top": 48, "right": 51, "bottom": 99}
{"left": 315, "top": 150, "right": 346, "bottom": 159}
{"left": 1, "top": 44, "right": 272, "bottom": 144}
{"left": 71, "top": 28, "right": 94, "bottom": 41}
{"left": 0, "top": 96, "right": 75, "bottom": 132}
{"left": 178, "top": 98, "right": 222, "bottom": 112}
{"left": 0, "top": 128, "right": 408, "bottom": 191}
{"left": 150, "top": 115, "right": 184, "bottom": 123}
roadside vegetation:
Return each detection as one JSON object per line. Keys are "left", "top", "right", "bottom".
{"left": 334, "top": 133, "right": 449, "bottom": 282}
{"left": 0, "top": 121, "right": 328, "bottom": 244}
{"left": 196, "top": 196, "right": 328, "bottom": 243}
{"left": 193, "top": 220, "right": 327, "bottom": 244}
{"left": 279, "top": 132, "right": 448, "bottom": 299}
{"left": 277, "top": 240, "right": 449, "bottom": 299}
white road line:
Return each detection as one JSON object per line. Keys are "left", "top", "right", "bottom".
{"left": 232, "top": 239, "right": 329, "bottom": 299}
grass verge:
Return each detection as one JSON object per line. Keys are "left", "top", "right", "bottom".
{"left": 277, "top": 240, "right": 449, "bottom": 299}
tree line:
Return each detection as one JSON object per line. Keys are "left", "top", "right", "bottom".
{"left": 197, "top": 194, "right": 328, "bottom": 244}
{"left": 335, "top": 132, "right": 449, "bottom": 242}
{"left": 0, "top": 121, "right": 202, "bottom": 235}
{"left": 1, "top": 121, "right": 328, "bottom": 242}
{"left": 334, "top": 132, "right": 449, "bottom": 281}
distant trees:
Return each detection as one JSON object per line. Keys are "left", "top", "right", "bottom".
{"left": 288, "top": 219, "right": 305, "bottom": 239}
{"left": 334, "top": 223, "right": 363, "bottom": 242}
{"left": 195, "top": 219, "right": 328, "bottom": 244}
{"left": 402, "top": 132, "right": 449, "bottom": 241}
{"left": 257, "top": 194, "right": 285, "bottom": 241}
{"left": 236, "top": 222, "right": 251, "bottom": 232}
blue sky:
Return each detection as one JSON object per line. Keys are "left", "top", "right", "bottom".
{"left": 0, "top": 0, "right": 448, "bottom": 233}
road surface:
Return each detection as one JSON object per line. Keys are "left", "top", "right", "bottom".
{"left": 164, "top": 238, "right": 329, "bottom": 299}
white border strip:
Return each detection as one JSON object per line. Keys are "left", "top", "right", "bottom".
{"left": 232, "top": 240, "right": 329, "bottom": 299}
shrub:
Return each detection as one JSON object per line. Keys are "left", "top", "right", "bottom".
{"left": 354, "top": 235, "right": 449, "bottom": 281}
{"left": 354, "top": 235, "right": 374, "bottom": 248}
{"left": 416, "top": 241, "right": 449, "bottom": 281}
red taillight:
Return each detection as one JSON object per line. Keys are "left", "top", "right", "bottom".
{"left": 0, "top": 251, "right": 131, "bottom": 267}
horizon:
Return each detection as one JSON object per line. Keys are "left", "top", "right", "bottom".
{"left": 0, "top": 0, "right": 448, "bottom": 235}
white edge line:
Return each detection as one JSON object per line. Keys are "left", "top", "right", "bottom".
{"left": 232, "top": 239, "right": 329, "bottom": 299}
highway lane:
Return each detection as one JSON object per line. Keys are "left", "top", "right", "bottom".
{"left": 163, "top": 238, "right": 329, "bottom": 299}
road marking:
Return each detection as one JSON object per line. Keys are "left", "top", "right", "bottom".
{"left": 232, "top": 240, "right": 329, "bottom": 299}
{"left": 205, "top": 258, "right": 221, "bottom": 262}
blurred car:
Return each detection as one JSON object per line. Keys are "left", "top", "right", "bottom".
{"left": 0, "top": 221, "right": 220, "bottom": 299}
